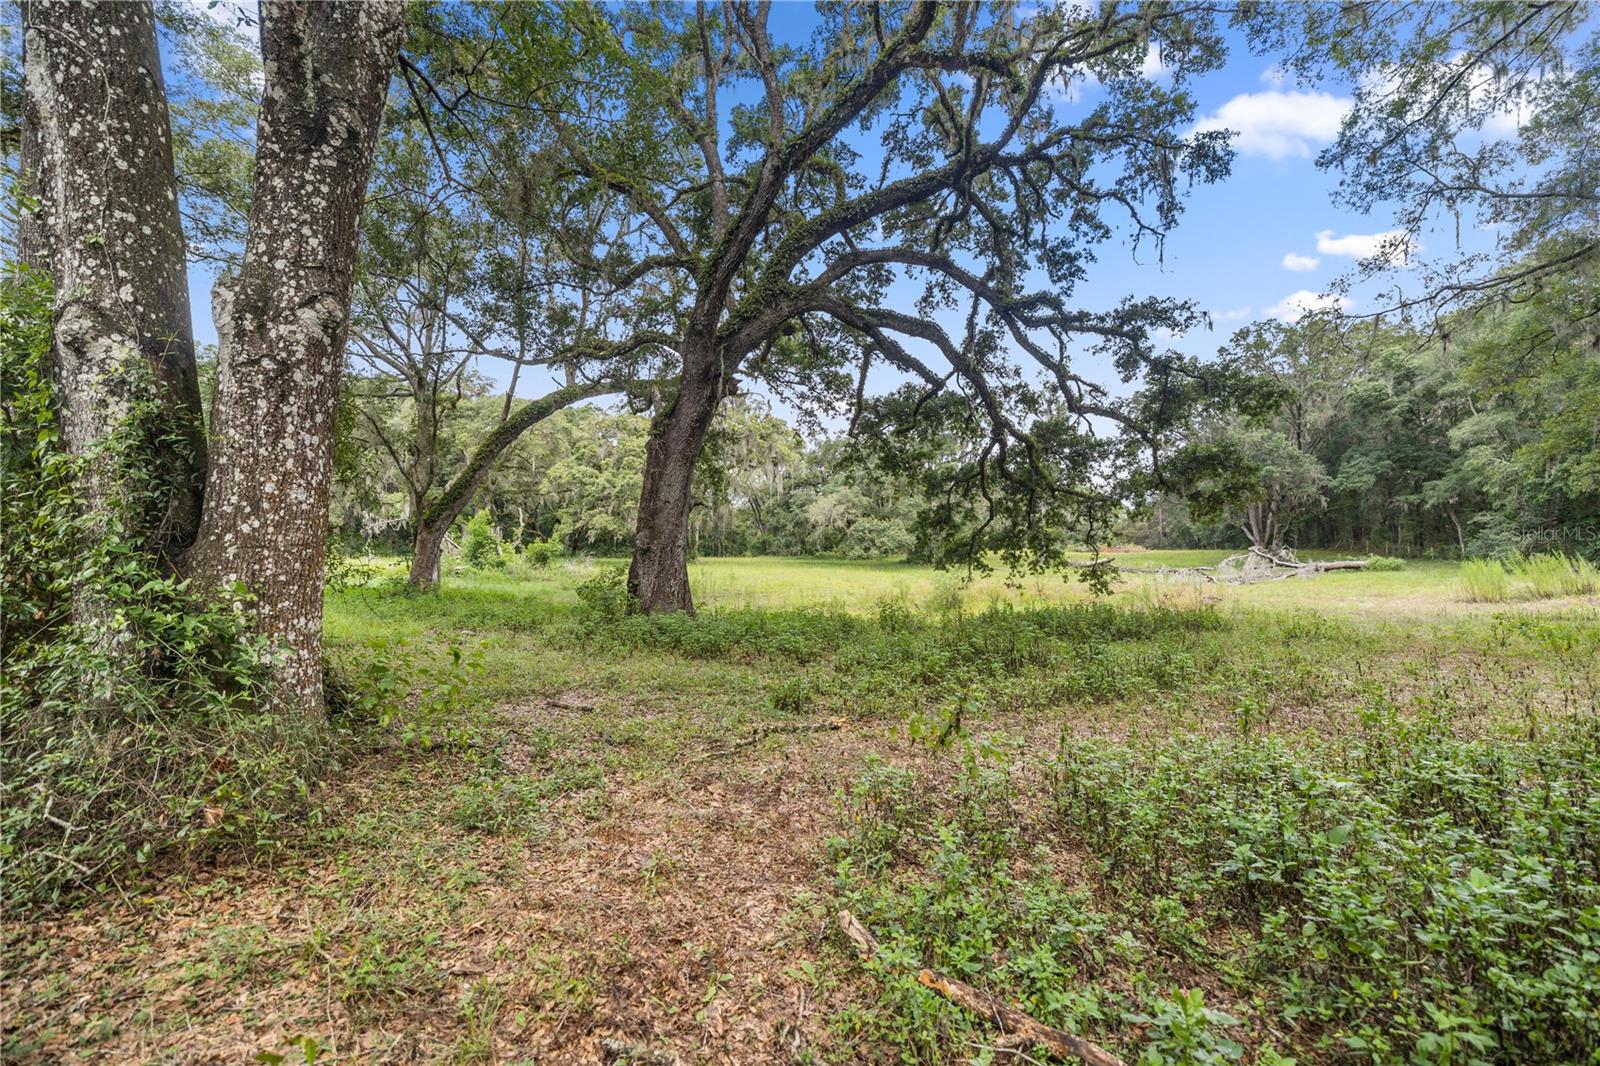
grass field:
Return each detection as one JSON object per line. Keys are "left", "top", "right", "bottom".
{"left": 5, "top": 556, "right": 1598, "bottom": 1063}
{"left": 331, "top": 551, "right": 1598, "bottom": 626}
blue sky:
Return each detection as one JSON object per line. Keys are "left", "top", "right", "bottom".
{"left": 177, "top": 3, "right": 1499, "bottom": 422}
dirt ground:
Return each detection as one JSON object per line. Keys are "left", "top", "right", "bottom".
{"left": 2, "top": 696, "right": 992, "bottom": 1065}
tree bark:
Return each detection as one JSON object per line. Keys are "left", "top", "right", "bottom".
{"left": 409, "top": 519, "right": 449, "bottom": 589}
{"left": 184, "top": 0, "right": 404, "bottom": 717}
{"left": 407, "top": 379, "right": 620, "bottom": 590}
{"left": 629, "top": 354, "right": 724, "bottom": 613}
{"left": 1448, "top": 507, "right": 1466, "bottom": 558}
{"left": 22, "top": 0, "right": 206, "bottom": 568}
{"left": 15, "top": 20, "right": 52, "bottom": 276}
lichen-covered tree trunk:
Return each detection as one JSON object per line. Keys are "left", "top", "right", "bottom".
{"left": 629, "top": 354, "right": 724, "bottom": 614}
{"left": 409, "top": 521, "right": 449, "bottom": 590}
{"left": 185, "top": 0, "right": 404, "bottom": 717}
{"left": 15, "top": 22, "right": 52, "bottom": 276}
{"left": 21, "top": 1, "right": 206, "bottom": 568}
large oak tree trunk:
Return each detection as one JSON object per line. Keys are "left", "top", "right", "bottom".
{"left": 185, "top": 0, "right": 404, "bottom": 717}
{"left": 629, "top": 356, "right": 723, "bottom": 614}
{"left": 409, "top": 520, "right": 449, "bottom": 590}
{"left": 21, "top": 1, "right": 206, "bottom": 570}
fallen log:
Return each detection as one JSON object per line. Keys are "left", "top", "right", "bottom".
{"left": 1246, "top": 545, "right": 1369, "bottom": 572}
{"left": 1204, "top": 547, "right": 1374, "bottom": 583}
{"left": 837, "top": 911, "right": 1127, "bottom": 1066}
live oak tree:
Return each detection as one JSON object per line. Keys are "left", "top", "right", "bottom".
{"left": 347, "top": 128, "right": 509, "bottom": 587}
{"left": 462, "top": 0, "right": 1258, "bottom": 612}
{"left": 22, "top": 0, "right": 405, "bottom": 716}
{"left": 360, "top": 24, "right": 679, "bottom": 589}
{"left": 344, "top": 124, "right": 663, "bottom": 589}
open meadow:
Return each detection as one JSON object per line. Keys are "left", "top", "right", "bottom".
{"left": 6, "top": 556, "right": 1598, "bottom": 1063}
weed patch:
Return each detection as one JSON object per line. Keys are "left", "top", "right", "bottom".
{"left": 1049, "top": 710, "right": 1600, "bottom": 1061}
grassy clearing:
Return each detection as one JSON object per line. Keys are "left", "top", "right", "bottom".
{"left": 334, "top": 549, "right": 1595, "bottom": 624}
{"left": 4, "top": 558, "right": 1598, "bottom": 1063}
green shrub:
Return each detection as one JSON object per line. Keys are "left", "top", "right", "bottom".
{"left": 923, "top": 575, "right": 966, "bottom": 620}
{"left": 837, "top": 516, "right": 915, "bottom": 559}
{"left": 828, "top": 755, "right": 925, "bottom": 873}
{"left": 1458, "top": 558, "right": 1509, "bottom": 601}
{"left": 1048, "top": 714, "right": 1600, "bottom": 1061}
{"left": 329, "top": 639, "right": 486, "bottom": 747}
{"left": 1127, "top": 989, "right": 1246, "bottom": 1066}
{"left": 450, "top": 771, "right": 543, "bottom": 835}
{"left": 1363, "top": 555, "right": 1405, "bottom": 572}
{"left": 769, "top": 675, "right": 816, "bottom": 716}
{"left": 460, "top": 508, "right": 503, "bottom": 570}
{"left": 829, "top": 745, "right": 1120, "bottom": 1058}
{"left": 521, "top": 538, "right": 562, "bottom": 568}
{"left": 575, "top": 565, "right": 632, "bottom": 623}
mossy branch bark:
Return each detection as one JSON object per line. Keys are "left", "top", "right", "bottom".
{"left": 408, "top": 379, "right": 648, "bottom": 589}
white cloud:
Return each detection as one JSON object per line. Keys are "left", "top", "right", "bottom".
{"left": 1191, "top": 91, "right": 1351, "bottom": 160}
{"left": 1216, "top": 306, "right": 1253, "bottom": 321}
{"left": 1259, "top": 65, "right": 1289, "bottom": 88}
{"left": 1315, "top": 228, "right": 1416, "bottom": 264}
{"left": 1264, "top": 290, "right": 1353, "bottom": 322}
{"left": 1140, "top": 44, "right": 1169, "bottom": 80}
{"left": 1281, "top": 252, "right": 1321, "bottom": 272}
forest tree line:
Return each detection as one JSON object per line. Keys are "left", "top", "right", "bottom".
{"left": 337, "top": 263, "right": 1599, "bottom": 565}
{"left": 1139, "top": 272, "right": 1600, "bottom": 559}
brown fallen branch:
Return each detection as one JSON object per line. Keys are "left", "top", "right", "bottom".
{"left": 837, "top": 911, "right": 1127, "bottom": 1066}
{"left": 1134, "top": 566, "right": 1218, "bottom": 583}
{"left": 693, "top": 718, "right": 843, "bottom": 762}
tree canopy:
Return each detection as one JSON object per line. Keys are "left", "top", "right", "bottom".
{"left": 396, "top": 0, "right": 1275, "bottom": 609}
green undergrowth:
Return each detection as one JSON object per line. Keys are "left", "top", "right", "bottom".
{"left": 2, "top": 270, "right": 306, "bottom": 910}
{"left": 825, "top": 686, "right": 1600, "bottom": 1064}
{"left": 320, "top": 569, "right": 1599, "bottom": 1063}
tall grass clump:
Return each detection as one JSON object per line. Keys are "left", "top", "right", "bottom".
{"left": 1511, "top": 552, "right": 1599, "bottom": 599}
{"left": 1576, "top": 554, "right": 1600, "bottom": 595}
{"left": 1458, "top": 558, "right": 1510, "bottom": 602}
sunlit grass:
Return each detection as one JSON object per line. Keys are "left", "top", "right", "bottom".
{"left": 321, "top": 549, "right": 1600, "bottom": 629}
